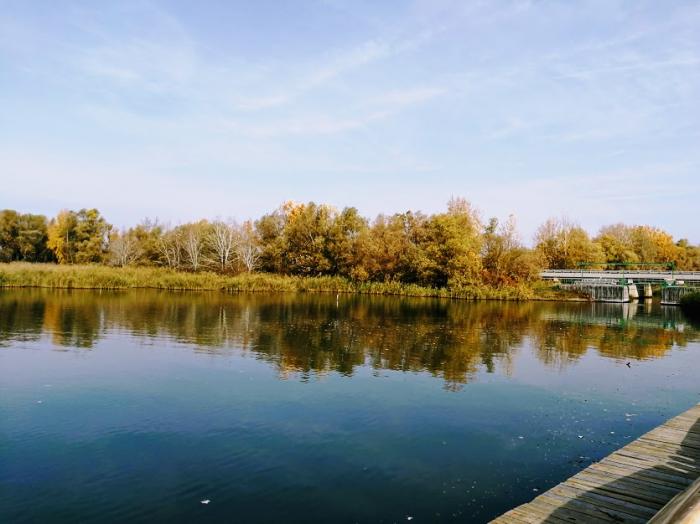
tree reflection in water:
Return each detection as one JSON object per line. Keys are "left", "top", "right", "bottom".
{"left": 0, "top": 289, "right": 697, "bottom": 390}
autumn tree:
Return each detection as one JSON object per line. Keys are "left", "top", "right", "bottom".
{"left": 417, "top": 200, "right": 483, "bottom": 288}
{"left": 595, "top": 224, "right": 682, "bottom": 269}
{"left": 157, "top": 226, "right": 183, "bottom": 270}
{"left": 534, "top": 217, "right": 602, "bottom": 269}
{"left": 236, "top": 220, "right": 262, "bottom": 272}
{"left": 47, "top": 209, "right": 111, "bottom": 264}
{"left": 326, "top": 207, "right": 369, "bottom": 279}
{"left": 482, "top": 215, "right": 541, "bottom": 286}
{"left": 255, "top": 205, "right": 289, "bottom": 273}
{"left": 129, "top": 219, "right": 164, "bottom": 265}
{"left": 281, "top": 202, "right": 335, "bottom": 276}
{"left": 595, "top": 224, "right": 639, "bottom": 266}
{"left": 361, "top": 212, "right": 426, "bottom": 283}
{"left": 108, "top": 229, "right": 141, "bottom": 267}
{"left": 675, "top": 239, "right": 700, "bottom": 270}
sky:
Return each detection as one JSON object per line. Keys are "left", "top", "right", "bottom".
{"left": 1, "top": 0, "right": 699, "bottom": 243}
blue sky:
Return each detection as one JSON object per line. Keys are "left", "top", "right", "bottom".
{"left": 1, "top": 0, "right": 699, "bottom": 242}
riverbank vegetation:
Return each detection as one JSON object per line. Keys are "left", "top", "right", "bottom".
{"left": 0, "top": 263, "right": 563, "bottom": 300}
{"left": 1, "top": 201, "right": 698, "bottom": 297}
{"left": 680, "top": 292, "right": 700, "bottom": 318}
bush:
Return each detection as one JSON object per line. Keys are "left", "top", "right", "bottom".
{"left": 680, "top": 291, "right": 700, "bottom": 316}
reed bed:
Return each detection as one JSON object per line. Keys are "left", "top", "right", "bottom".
{"left": 0, "top": 262, "right": 574, "bottom": 300}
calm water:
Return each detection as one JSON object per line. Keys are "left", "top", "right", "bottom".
{"left": 1, "top": 290, "right": 699, "bottom": 523}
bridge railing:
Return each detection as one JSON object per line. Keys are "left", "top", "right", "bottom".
{"left": 540, "top": 269, "right": 700, "bottom": 285}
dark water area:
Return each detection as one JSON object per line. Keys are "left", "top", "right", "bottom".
{"left": 1, "top": 289, "right": 699, "bottom": 523}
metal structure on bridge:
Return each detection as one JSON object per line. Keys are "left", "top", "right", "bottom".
{"left": 541, "top": 261, "right": 700, "bottom": 286}
{"left": 540, "top": 262, "right": 700, "bottom": 303}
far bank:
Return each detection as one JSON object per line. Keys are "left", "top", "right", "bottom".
{"left": 0, "top": 263, "right": 584, "bottom": 301}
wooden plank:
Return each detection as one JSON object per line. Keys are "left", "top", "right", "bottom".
{"left": 509, "top": 503, "right": 584, "bottom": 524}
{"left": 615, "top": 449, "right": 700, "bottom": 474}
{"left": 600, "top": 456, "right": 695, "bottom": 484}
{"left": 526, "top": 495, "right": 621, "bottom": 523}
{"left": 572, "top": 470, "right": 678, "bottom": 503}
{"left": 539, "top": 491, "right": 647, "bottom": 523}
{"left": 587, "top": 461, "right": 690, "bottom": 491}
{"left": 490, "top": 403, "right": 700, "bottom": 523}
{"left": 565, "top": 477, "right": 667, "bottom": 509}
{"left": 548, "top": 483, "right": 657, "bottom": 519}
{"left": 625, "top": 439, "right": 700, "bottom": 464}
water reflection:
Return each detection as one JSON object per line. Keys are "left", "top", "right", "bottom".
{"left": 1, "top": 289, "right": 697, "bottom": 389}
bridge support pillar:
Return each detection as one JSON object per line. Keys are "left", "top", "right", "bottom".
{"left": 628, "top": 283, "right": 639, "bottom": 300}
{"left": 643, "top": 284, "right": 653, "bottom": 299}
{"left": 572, "top": 284, "right": 630, "bottom": 303}
{"left": 661, "top": 286, "right": 694, "bottom": 305}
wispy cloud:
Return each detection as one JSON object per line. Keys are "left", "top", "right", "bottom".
{"left": 1, "top": 0, "right": 699, "bottom": 241}
{"left": 232, "top": 31, "right": 439, "bottom": 112}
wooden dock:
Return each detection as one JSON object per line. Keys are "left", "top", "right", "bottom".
{"left": 492, "top": 403, "right": 700, "bottom": 523}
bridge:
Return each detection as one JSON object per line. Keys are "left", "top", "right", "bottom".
{"left": 541, "top": 269, "right": 700, "bottom": 285}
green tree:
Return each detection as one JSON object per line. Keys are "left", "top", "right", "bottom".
{"left": 326, "top": 207, "right": 368, "bottom": 279}
{"left": 0, "top": 210, "right": 51, "bottom": 262}
{"left": 0, "top": 210, "right": 20, "bottom": 262}
{"left": 16, "top": 213, "right": 51, "bottom": 261}
{"left": 361, "top": 211, "right": 426, "bottom": 283}
{"left": 130, "top": 219, "right": 164, "bottom": 265}
{"left": 282, "top": 202, "right": 335, "bottom": 276}
{"left": 255, "top": 205, "right": 288, "bottom": 273}
{"left": 418, "top": 198, "right": 483, "bottom": 288}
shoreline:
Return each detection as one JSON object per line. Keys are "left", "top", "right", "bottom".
{"left": 0, "top": 263, "right": 586, "bottom": 302}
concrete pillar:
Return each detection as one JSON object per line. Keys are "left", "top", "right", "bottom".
{"left": 628, "top": 283, "right": 640, "bottom": 300}
{"left": 643, "top": 284, "right": 653, "bottom": 299}
{"left": 661, "top": 286, "right": 693, "bottom": 305}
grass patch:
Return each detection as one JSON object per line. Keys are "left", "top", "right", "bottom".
{"left": 0, "top": 262, "right": 578, "bottom": 301}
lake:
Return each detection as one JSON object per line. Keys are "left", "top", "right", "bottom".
{"left": 1, "top": 289, "right": 699, "bottom": 523}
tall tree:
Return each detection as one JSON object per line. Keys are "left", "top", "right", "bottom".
{"left": 535, "top": 217, "right": 602, "bottom": 269}
{"left": 0, "top": 210, "right": 51, "bottom": 262}
{"left": 282, "top": 202, "right": 335, "bottom": 276}
{"left": 255, "top": 205, "right": 288, "bottom": 273}
{"left": 47, "top": 209, "right": 111, "bottom": 264}
{"left": 181, "top": 222, "right": 208, "bottom": 272}
{"left": 236, "top": 220, "right": 262, "bottom": 272}
{"left": 0, "top": 210, "right": 20, "bottom": 262}
{"left": 418, "top": 199, "right": 482, "bottom": 287}
{"left": 326, "top": 207, "right": 368, "bottom": 279}
{"left": 208, "top": 220, "right": 237, "bottom": 272}
{"left": 108, "top": 229, "right": 141, "bottom": 267}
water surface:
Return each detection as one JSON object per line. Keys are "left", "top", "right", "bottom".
{"left": 1, "top": 290, "right": 699, "bottom": 523}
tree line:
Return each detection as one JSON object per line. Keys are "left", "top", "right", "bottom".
{"left": 1, "top": 201, "right": 698, "bottom": 288}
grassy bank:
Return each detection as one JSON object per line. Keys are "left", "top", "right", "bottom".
{"left": 0, "top": 262, "right": 580, "bottom": 301}
{"left": 680, "top": 291, "right": 700, "bottom": 317}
